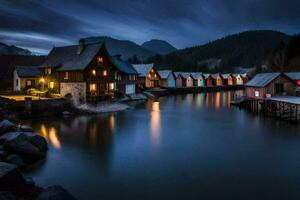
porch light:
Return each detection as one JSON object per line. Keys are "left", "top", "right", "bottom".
{"left": 40, "top": 78, "right": 45, "bottom": 83}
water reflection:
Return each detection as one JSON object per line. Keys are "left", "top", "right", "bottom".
{"left": 39, "top": 124, "right": 61, "bottom": 149}
{"left": 150, "top": 101, "right": 161, "bottom": 146}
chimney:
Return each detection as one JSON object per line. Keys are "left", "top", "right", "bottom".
{"left": 77, "top": 39, "right": 85, "bottom": 54}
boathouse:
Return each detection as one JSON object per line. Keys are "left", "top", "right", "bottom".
{"left": 192, "top": 73, "right": 206, "bottom": 87}
{"left": 233, "top": 74, "right": 244, "bottom": 85}
{"left": 132, "top": 63, "right": 160, "bottom": 89}
{"left": 13, "top": 66, "right": 43, "bottom": 92}
{"left": 175, "top": 72, "right": 186, "bottom": 88}
{"left": 204, "top": 74, "right": 213, "bottom": 86}
{"left": 40, "top": 42, "right": 138, "bottom": 101}
{"left": 245, "top": 72, "right": 296, "bottom": 99}
{"left": 180, "top": 73, "right": 194, "bottom": 87}
{"left": 158, "top": 70, "right": 176, "bottom": 88}
{"left": 212, "top": 73, "right": 224, "bottom": 86}
{"left": 222, "top": 74, "right": 234, "bottom": 85}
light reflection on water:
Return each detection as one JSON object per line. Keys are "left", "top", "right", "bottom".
{"left": 24, "top": 91, "right": 300, "bottom": 200}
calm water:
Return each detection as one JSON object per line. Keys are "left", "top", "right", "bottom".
{"left": 23, "top": 91, "right": 300, "bottom": 200}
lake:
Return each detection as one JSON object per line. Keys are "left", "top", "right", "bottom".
{"left": 23, "top": 91, "right": 300, "bottom": 200}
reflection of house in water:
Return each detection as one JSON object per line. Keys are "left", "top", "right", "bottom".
{"left": 40, "top": 124, "right": 61, "bottom": 149}
{"left": 150, "top": 101, "right": 161, "bottom": 146}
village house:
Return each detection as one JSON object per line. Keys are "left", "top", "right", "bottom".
{"left": 285, "top": 72, "right": 300, "bottom": 86}
{"left": 192, "top": 73, "right": 206, "bottom": 87}
{"left": 180, "top": 73, "right": 194, "bottom": 87}
{"left": 204, "top": 74, "right": 213, "bottom": 86}
{"left": 245, "top": 72, "right": 296, "bottom": 99}
{"left": 175, "top": 72, "right": 186, "bottom": 88}
{"left": 39, "top": 42, "right": 138, "bottom": 101}
{"left": 157, "top": 70, "right": 176, "bottom": 88}
{"left": 212, "top": 73, "right": 224, "bottom": 86}
{"left": 13, "top": 66, "right": 43, "bottom": 92}
{"left": 233, "top": 74, "right": 245, "bottom": 85}
{"left": 132, "top": 63, "right": 160, "bottom": 89}
{"left": 222, "top": 73, "right": 234, "bottom": 85}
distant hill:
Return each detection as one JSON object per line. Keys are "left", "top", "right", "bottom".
{"left": 147, "top": 30, "right": 290, "bottom": 72}
{"left": 80, "top": 36, "right": 155, "bottom": 61}
{"left": 0, "top": 42, "right": 31, "bottom": 55}
{"left": 142, "top": 39, "right": 177, "bottom": 55}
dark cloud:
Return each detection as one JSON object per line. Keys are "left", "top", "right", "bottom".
{"left": 0, "top": 0, "right": 299, "bottom": 54}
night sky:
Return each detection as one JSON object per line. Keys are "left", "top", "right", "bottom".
{"left": 0, "top": 0, "right": 299, "bottom": 54}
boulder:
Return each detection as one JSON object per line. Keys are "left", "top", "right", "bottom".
{"left": 19, "top": 125, "right": 34, "bottom": 133}
{"left": 0, "top": 132, "right": 48, "bottom": 162}
{"left": 5, "top": 154, "right": 23, "bottom": 167}
{"left": 0, "top": 191, "right": 17, "bottom": 200}
{"left": 0, "top": 120, "right": 15, "bottom": 135}
{"left": 37, "top": 185, "right": 77, "bottom": 200}
{"left": 0, "top": 162, "right": 28, "bottom": 197}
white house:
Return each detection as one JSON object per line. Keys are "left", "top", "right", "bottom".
{"left": 13, "top": 66, "right": 43, "bottom": 92}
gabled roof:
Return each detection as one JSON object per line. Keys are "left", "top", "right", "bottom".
{"left": 211, "top": 73, "right": 222, "bottom": 79}
{"left": 111, "top": 56, "right": 138, "bottom": 74}
{"left": 157, "top": 70, "right": 174, "bottom": 79}
{"left": 41, "top": 43, "right": 103, "bottom": 71}
{"left": 191, "top": 72, "right": 203, "bottom": 79}
{"left": 180, "top": 72, "right": 192, "bottom": 79}
{"left": 203, "top": 73, "right": 211, "bottom": 79}
{"left": 245, "top": 72, "right": 281, "bottom": 87}
{"left": 15, "top": 66, "right": 43, "bottom": 78}
{"left": 174, "top": 72, "right": 182, "bottom": 78}
{"left": 222, "top": 73, "right": 232, "bottom": 79}
{"left": 132, "top": 64, "right": 154, "bottom": 77}
{"left": 285, "top": 72, "right": 300, "bottom": 80}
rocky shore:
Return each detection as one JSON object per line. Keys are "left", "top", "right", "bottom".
{"left": 0, "top": 119, "right": 76, "bottom": 200}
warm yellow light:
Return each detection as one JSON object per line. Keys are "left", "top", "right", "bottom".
{"left": 49, "top": 81, "right": 54, "bottom": 89}
{"left": 97, "top": 57, "right": 103, "bottom": 63}
{"left": 49, "top": 127, "right": 61, "bottom": 149}
{"left": 148, "top": 74, "right": 151, "bottom": 78}
{"left": 92, "top": 69, "right": 96, "bottom": 76}
{"left": 109, "top": 83, "right": 114, "bottom": 90}
{"left": 103, "top": 70, "right": 107, "bottom": 76}
{"left": 154, "top": 74, "right": 157, "bottom": 78}
{"left": 64, "top": 72, "right": 69, "bottom": 79}
{"left": 40, "top": 78, "right": 45, "bottom": 83}
{"left": 90, "top": 83, "right": 97, "bottom": 92}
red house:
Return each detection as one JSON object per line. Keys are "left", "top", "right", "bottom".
{"left": 204, "top": 74, "right": 213, "bottom": 86}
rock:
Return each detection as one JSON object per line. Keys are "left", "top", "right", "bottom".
{"left": 0, "top": 191, "right": 17, "bottom": 200}
{"left": 5, "top": 154, "right": 23, "bottom": 167}
{"left": 0, "top": 162, "right": 28, "bottom": 197}
{"left": 19, "top": 125, "right": 34, "bottom": 133}
{"left": 0, "top": 120, "right": 15, "bottom": 135}
{"left": 0, "top": 150, "right": 8, "bottom": 160}
{"left": 0, "top": 132, "right": 48, "bottom": 162}
{"left": 37, "top": 185, "right": 77, "bottom": 200}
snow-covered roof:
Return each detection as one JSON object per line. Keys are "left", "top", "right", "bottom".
{"left": 222, "top": 73, "right": 231, "bottom": 79}
{"left": 157, "top": 70, "right": 173, "bottom": 79}
{"left": 180, "top": 72, "right": 192, "bottom": 79}
{"left": 132, "top": 64, "right": 154, "bottom": 77}
{"left": 211, "top": 73, "right": 222, "bottom": 79}
{"left": 285, "top": 72, "right": 300, "bottom": 80}
{"left": 203, "top": 73, "right": 211, "bottom": 79}
{"left": 191, "top": 72, "right": 203, "bottom": 79}
{"left": 245, "top": 72, "right": 281, "bottom": 87}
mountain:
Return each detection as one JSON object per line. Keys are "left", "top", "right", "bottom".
{"left": 80, "top": 36, "right": 155, "bottom": 61}
{"left": 0, "top": 42, "right": 31, "bottom": 55}
{"left": 142, "top": 39, "right": 177, "bottom": 55}
{"left": 147, "top": 30, "right": 290, "bottom": 72}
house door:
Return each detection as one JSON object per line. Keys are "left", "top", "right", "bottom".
{"left": 275, "top": 83, "right": 284, "bottom": 94}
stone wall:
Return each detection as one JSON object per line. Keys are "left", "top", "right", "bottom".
{"left": 60, "top": 82, "right": 86, "bottom": 103}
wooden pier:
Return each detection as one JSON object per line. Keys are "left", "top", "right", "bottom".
{"left": 236, "top": 96, "right": 300, "bottom": 123}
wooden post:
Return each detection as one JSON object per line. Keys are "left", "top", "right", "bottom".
{"left": 24, "top": 97, "right": 32, "bottom": 115}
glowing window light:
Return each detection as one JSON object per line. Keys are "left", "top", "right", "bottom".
{"left": 92, "top": 69, "right": 96, "bottom": 76}
{"left": 90, "top": 84, "right": 97, "bottom": 92}
{"left": 109, "top": 83, "right": 115, "bottom": 90}
{"left": 49, "top": 81, "right": 54, "bottom": 89}
{"left": 103, "top": 70, "right": 107, "bottom": 76}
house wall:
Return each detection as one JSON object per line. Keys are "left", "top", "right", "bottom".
{"left": 145, "top": 67, "right": 160, "bottom": 88}
{"left": 176, "top": 76, "right": 182, "bottom": 88}
{"left": 159, "top": 79, "right": 168, "bottom": 88}
{"left": 206, "top": 77, "right": 213, "bottom": 86}
{"left": 198, "top": 77, "right": 206, "bottom": 86}
{"left": 236, "top": 75, "right": 244, "bottom": 85}
{"left": 13, "top": 70, "right": 21, "bottom": 92}
{"left": 167, "top": 75, "right": 176, "bottom": 88}
{"left": 227, "top": 76, "right": 234, "bottom": 85}
{"left": 186, "top": 77, "right": 194, "bottom": 87}
{"left": 60, "top": 82, "right": 86, "bottom": 102}
{"left": 246, "top": 75, "right": 296, "bottom": 99}
{"left": 13, "top": 70, "right": 40, "bottom": 92}
{"left": 216, "top": 76, "right": 223, "bottom": 86}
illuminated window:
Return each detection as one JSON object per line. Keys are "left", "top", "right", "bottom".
{"left": 148, "top": 74, "right": 151, "bottom": 78}
{"left": 49, "top": 82, "right": 54, "bottom": 89}
{"left": 154, "top": 74, "right": 157, "bottom": 78}
{"left": 255, "top": 91, "right": 259, "bottom": 97}
{"left": 97, "top": 57, "right": 103, "bottom": 63}
{"left": 89, "top": 83, "right": 97, "bottom": 92}
{"left": 64, "top": 72, "right": 69, "bottom": 80}
{"left": 27, "top": 80, "right": 32, "bottom": 86}
{"left": 103, "top": 70, "right": 107, "bottom": 76}
{"left": 109, "top": 83, "right": 115, "bottom": 91}
{"left": 91, "top": 69, "right": 96, "bottom": 76}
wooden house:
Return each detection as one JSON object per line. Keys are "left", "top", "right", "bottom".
{"left": 13, "top": 66, "right": 43, "bottom": 92}
{"left": 285, "top": 72, "right": 300, "bottom": 86}
{"left": 192, "top": 73, "right": 205, "bottom": 87}
{"left": 212, "top": 73, "right": 224, "bottom": 86}
{"left": 233, "top": 74, "right": 245, "bottom": 85}
{"left": 132, "top": 64, "right": 160, "bottom": 89}
{"left": 40, "top": 42, "right": 138, "bottom": 101}
{"left": 245, "top": 73, "right": 296, "bottom": 99}
{"left": 222, "top": 74, "right": 234, "bottom": 85}
{"left": 204, "top": 74, "right": 213, "bottom": 86}
{"left": 180, "top": 73, "right": 194, "bottom": 87}
{"left": 158, "top": 70, "right": 176, "bottom": 88}
{"left": 175, "top": 72, "right": 186, "bottom": 88}
{"left": 241, "top": 73, "right": 249, "bottom": 84}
